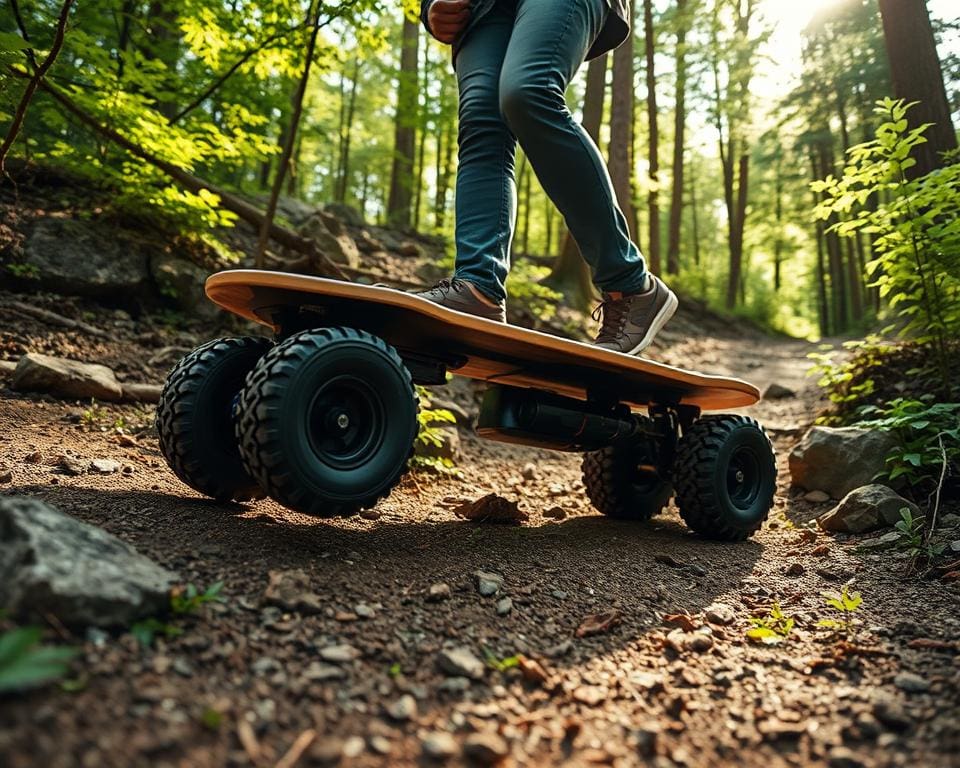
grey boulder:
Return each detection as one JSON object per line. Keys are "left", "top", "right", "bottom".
{"left": 789, "top": 427, "right": 897, "bottom": 499}
{"left": 12, "top": 353, "right": 124, "bottom": 402}
{"left": 818, "top": 484, "right": 920, "bottom": 534}
{"left": 22, "top": 217, "right": 152, "bottom": 299}
{"left": 0, "top": 497, "right": 176, "bottom": 627}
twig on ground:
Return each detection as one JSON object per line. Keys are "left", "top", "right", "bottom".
{"left": 274, "top": 729, "right": 316, "bottom": 768}
{"left": 0, "top": 300, "right": 108, "bottom": 338}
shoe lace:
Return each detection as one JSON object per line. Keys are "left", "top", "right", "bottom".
{"left": 431, "top": 277, "right": 467, "bottom": 296}
{"left": 592, "top": 297, "right": 628, "bottom": 343}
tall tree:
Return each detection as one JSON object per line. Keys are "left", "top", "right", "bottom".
{"left": 610, "top": 13, "right": 639, "bottom": 247}
{"left": 643, "top": 0, "right": 662, "bottom": 273}
{"left": 877, "top": 0, "right": 958, "bottom": 178}
{"left": 387, "top": 10, "right": 420, "bottom": 228}
{"left": 667, "top": 0, "right": 692, "bottom": 275}
{"left": 545, "top": 53, "right": 608, "bottom": 311}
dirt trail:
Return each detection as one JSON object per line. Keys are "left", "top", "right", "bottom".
{"left": 1, "top": 299, "right": 958, "bottom": 768}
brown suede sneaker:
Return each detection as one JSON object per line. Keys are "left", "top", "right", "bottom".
{"left": 415, "top": 278, "right": 507, "bottom": 323}
{"left": 592, "top": 275, "right": 678, "bottom": 355}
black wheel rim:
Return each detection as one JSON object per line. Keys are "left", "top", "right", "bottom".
{"left": 726, "top": 445, "right": 762, "bottom": 510}
{"left": 307, "top": 375, "right": 386, "bottom": 470}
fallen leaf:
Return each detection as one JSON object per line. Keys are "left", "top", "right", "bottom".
{"left": 663, "top": 613, "right": 699, "bottom": 632}
{"left": 454, "top": 493, "right": 528, "bottom": 524}
{"left": 576, "top": 610, "right": 623, "bottom": 637}
{"left": 810, "top": 544, "right": 831, "bottom": 556}
{"left": 654, "top": 554, "right": 688, "bottom": 569}
{"left": 517, "top": 655, "right": 550, "bottom": 686}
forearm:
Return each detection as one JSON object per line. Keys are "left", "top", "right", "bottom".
{"left": 420, "top": 0, "right": 438, "bottom": 39}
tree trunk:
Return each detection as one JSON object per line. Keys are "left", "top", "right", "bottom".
{"left": 666, "top": 0, "right": 689, "bottom": 276}
{"left": 545, "top": 53, "right": 607, "bottom": 311}
{"left": 256, "top": 0, "right": 323, "bottom": 266}
{"left": 609, "top": 29, "right": 638, "bottom": 245}
{"left": 877, "top": 0, "right": 958, "bottom": 178}
{"left": 643, "top": 0, "right": 661, "bottom": 273}
{"left": 387, "top": 13, "right": 419, "bottom": 228}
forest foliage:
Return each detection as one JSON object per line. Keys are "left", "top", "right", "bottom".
{"left": 0, "top": 0, "right": 957, "bottom": 343}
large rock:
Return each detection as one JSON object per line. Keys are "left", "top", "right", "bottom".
{"left": 150, "top": 255, "right": 216, "bottom": 317}
{"left": 323, "top": 202, "right": 365, "bottom": 227}
{"left": 0, "top": 497, "right": 176, "bottom": 627}
{"left": 818, "top": 484, "right": 920, "bottom": 534}
{"left": 22, "top": 217, "right": 152, "bottom": 299}
{"left": 789, "top": 427, "right": 898, "bottom": 499}
{"left": 12, "top": 353, "right": 124, "bottom": 402}
{"left": 299, "top": 212, "right": 360, "bottom": 268}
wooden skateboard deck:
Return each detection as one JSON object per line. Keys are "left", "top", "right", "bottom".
{"left": 205, "top": 270, "right": 760, "bottom": 411}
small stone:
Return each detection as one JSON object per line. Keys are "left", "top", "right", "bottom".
{"left": 785, "top": 562, "right": 805, "bottom": 577}
{"left": 950, "top": 540, "right": 960, "bottom": 553}
{"left": 57, "top": 454, "right": 85, "bottom": 476}
{"left": 475, "top": 571, "right": 504, "bottom": 597}
{"left": 495, "top": 597, "right": 513, "bottom": 616}
{"left": 0, "top": 470, "right": 12, "bottom": 484}
{"left": 422, "top": 731, "right": 458, "bottom": 760}
{"left": 172, "top": 658, "right": 194, "bottom": 677}
{"left": 685, "top": 634, "right": 714, "bottom": 654}
{"left": 355, "top": 603, "right": 375, "bottom": 619}
{"left": 320, "top": 644, "right": 360, "bottom": 664}
{"left": 818, "top": 484, "right": 920, "bottom": 534}
{"left": 828, "top": 746, "right": 865, "bottom": 768}
{"left": 263, "top": 569, "right": 323, "bottom": 615}
{"left": 522, "top": 463, "right": 537, "bottom": 481}
{"left": 551, "top": 590, "right": 568, "bottom": 600}
{"left": 543, "top": 506, "right": 567, "bottom": 520}
{"left": 688, "top": 563, "right": 707, "bottom": 577}
{"left": 873, "top": 698, "right": 912, "bottom": 731}
{"left": 546, "top": 639, "right": 573, "bottom": 658}
{"left": 369, "top": 735, "right": 391, "bottom": 755}
{"left": 335, "top": 610, "right": 358, "bottom": 622}
{"left": 705, "top": 603, "right": 735, "bottom": 625}
{"left": 342, "top": 736, "right": 365, "bottom": 758}
{"left": 386, "top": 694, "right": 417, "bottom": 722}
{"left": 438, "top": 647, "right": 485, "bottom": 680}
{"left": 24, "top": 451, "right": 43, "bottom": 464}
{"left": 763, "top": 382, "right": 796, "bottom": 400}
{"left": 438, "top": 676, "right": 471, "bottom": 694}
{"left": 462, "top": 732, "right": 509, "bottom": 766}
{"left": 304, "top": 662, "right": 346, "bottom": 681}
{"left": 308, "top": 737, "right": 345, "bottom": 765}
{"left": 804, "top": 490, "right": 831, "bottom": 503}
{"left": 893, "top": 672, "right": 930, "bottom": 693}
{"left": 89, "top": 458, "right": 121, "bottom": 475}
{"left": 427, "top": 582, "right": 451, "bottom": 602}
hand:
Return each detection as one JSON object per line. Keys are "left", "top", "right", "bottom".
{"left": 428, "top": 0, "right": 471, "bottom": 44}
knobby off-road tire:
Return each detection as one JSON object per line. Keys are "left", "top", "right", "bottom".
{"left": 235, "top": 328, "right": 418, "bottom": 517}
{"left": 157, "top": 337, "right": 272, "bottom": 501}
{"left": 673, "top": 415, "right": 777, "bottom": 541}
{"left": 582, "top": 420, "right": 673, "bottom": 521}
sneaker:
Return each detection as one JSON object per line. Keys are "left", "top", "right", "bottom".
{"left": 592, "top": 275, "right": 678, "bottom": 355}
{"left": 415, "top": 278, "right": 506, "bottom": 323}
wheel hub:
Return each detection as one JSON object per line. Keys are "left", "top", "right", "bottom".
{"left": 308, "top": 377, "right": 385, "bottom": 470}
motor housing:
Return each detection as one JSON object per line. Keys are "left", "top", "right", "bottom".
{"left": 476, "top": 385, "right": 643, "bottom": 452}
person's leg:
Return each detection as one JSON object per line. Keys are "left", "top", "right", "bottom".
{"left": 450, "top": 1, "right": 517, "bottom": 304}
{"left": 498, "top": 0, "right": 647, "bottom": 295}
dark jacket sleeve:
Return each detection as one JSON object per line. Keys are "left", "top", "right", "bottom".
{"left": 420, "top": 0, "right": 438, "bottom": 39}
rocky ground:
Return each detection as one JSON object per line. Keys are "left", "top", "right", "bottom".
{"left": 1, "top": 284, "right": 959, "bottom": 768}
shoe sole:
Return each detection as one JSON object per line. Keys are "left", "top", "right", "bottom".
{"left": 622, "top": 288, "right": 679, "bottom": 356}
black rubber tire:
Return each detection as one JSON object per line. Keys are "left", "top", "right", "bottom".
{"left": 582, "top": 422, "right": 673, "bottom": 521}
{"left": 235, "top": 327, "right": 418, "bottom": 517}
{"left": 673, "top": 415, "right": 777, "bottom": 541}
{"left": 157, "top": 337, "right": 272, "bottom": 501}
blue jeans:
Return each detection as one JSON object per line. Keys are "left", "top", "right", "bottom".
{"left": 453, "top": 0, "right": 647, "bottom": 302}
